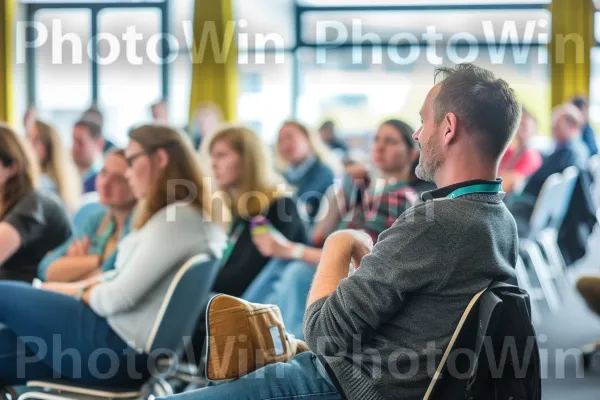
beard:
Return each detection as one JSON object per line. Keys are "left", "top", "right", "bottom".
{"left": 415, "top": 137, "right": 442, "bottom": 183}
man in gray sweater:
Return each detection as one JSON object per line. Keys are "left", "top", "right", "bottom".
{"left": 172, "top": 63, "right": 520, "bottom": 400}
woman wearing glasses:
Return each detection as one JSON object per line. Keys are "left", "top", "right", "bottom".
{"left": 0, "top": 123, "right": 72, "bottom": 282}
{"left": 38, "top": 149, "right": 137, "bottom": 282}
{"left": 0, "top": 124, "right": 227, "bottom": 386}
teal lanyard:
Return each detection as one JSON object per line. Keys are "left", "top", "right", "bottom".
{"left": 220, "top": 223, "right": 245, "bottom": 267}
{"left": 446, "top": 182, "right": 503, "bottom": 199}
{"left": 93, "top": 219, "right": 116, "bottom": 256}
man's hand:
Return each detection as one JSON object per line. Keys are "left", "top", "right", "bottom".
{"left": 66, "top": 237, "right": 91, "bottom": 257}
{"left": 325, "top": 230, "right": 374, "bottom": 269}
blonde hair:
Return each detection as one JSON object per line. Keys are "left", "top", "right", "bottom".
{"left": 0, "top": 123, "right": 39, "bottom": 218}
{"left": 128, "top": 124, "right": 220, "bottom": 229}
{"left": 34, "top": 121, "right": 82, "bottom": 212}
{"left": 275, "top": 120, "right": 343, "bottom": 176}
{"left": 208, "top": 125, "right": 284, "bottom": 219}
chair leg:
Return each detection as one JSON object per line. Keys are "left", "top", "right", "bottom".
{"left": 537, "top": 230, "right": 570, "bottom": 292}
{"left": 515, "top": 256, "right": 542, "bottom": 324}
{"left": 522, "top": 240, "right": 562, "bottom": 313}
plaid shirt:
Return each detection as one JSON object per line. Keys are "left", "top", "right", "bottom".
{"left": 337, "top": 175, "right": 418, "bottom": 244}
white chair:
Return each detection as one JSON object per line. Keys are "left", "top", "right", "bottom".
{"left": 17, "top": 254, "right": 221, "bottom": 400}
{"left": 520, "top": 168, "right": 577, "bottom": 313}
{"left": 536, "top": 167, "right": 579, "bottom": 293}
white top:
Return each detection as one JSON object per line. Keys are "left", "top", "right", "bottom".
{"left": 88, "top": 203, "right": 227, "bottom": 352}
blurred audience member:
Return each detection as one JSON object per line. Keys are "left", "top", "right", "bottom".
{"left": 0, "top": 123, "right": 71, "bottom": 282}
{"left": 0, "top": 124, "right": 227, "bottom": 387}
{"left": 319, "top": 120, "right": 348, "bottom": 155}
{"left": 276, "top": 121, "right": 341, "bottom": 223}
{"left": 509, "top": 104, "right": 589, "bottom": 237}
{"left": 72, "top": 120, "right": 104, "bottom": 193}
{"left": 243, "top": 119, "right": 419, "bottom": 338}
{"left": 150, "top": 99, "right": 169, "bottom": 123}
{"left": 499, "top": 107, "right": 542, "bottom": 194}
{"left": 208, "top": 126, "right": 309, "bottom": 298}
{"left": 572, "top": 95, "right": 598, "bottom": 156}
{"left": 27, "top": 120, "right": 81, "bottom": 212}
{"left": 81, "top": 105, "right": 116, "bottom": 153}
{"left": 522, "top": 104, "right": 588, "bottom": 200}
{"left": 38, "top": 150, "right": 136, "bottom": 282}
{"left": 190, "top": 102, "right": 223, "bottom": 150}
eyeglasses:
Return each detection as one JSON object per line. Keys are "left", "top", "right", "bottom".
{"left": 125, "top": 151, "right": 149, "bottom": 167}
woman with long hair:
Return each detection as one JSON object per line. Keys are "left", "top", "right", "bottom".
{"left": 244, "top": 119, "right": 420, "bottom": 338}
{"left": 275, "top": 121, "right": 341, "bottom": 223}
{"left": 0, "top": 124, "right": 227, "bottom": 385}
{"left": 0, "top": 123, "right": 72, "bottom": 282}
{"left": 207, "top": 125, "right": 309, "bottom": 297}
{"left": 38, "top": 149, "right": 137, "bottom": 282}
{"left": 27, "top": 120, "right": 82, "bottom": 212}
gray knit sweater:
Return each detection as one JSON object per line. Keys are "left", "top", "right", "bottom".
{"left": 304, "top": 190, "right": 518, "bottom": 400}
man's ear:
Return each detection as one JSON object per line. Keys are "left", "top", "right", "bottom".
{"left": 155, "top": 148, "right": 170, "bottom": 170}
{"left": 443, "top": 113, "right": 458, "bottom": 145}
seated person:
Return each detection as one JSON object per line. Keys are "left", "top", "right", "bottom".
{"left": 0, "top": 124, "right": 227, "bottom": 386}
{"left": 509, "top": 104, "right": 589, "bottom": 236}
{"left": 276, "top": 120, "right": 340, "bottom": 223}
{"left": 0, "top": 123, "right": 72, "bottom": 282}
{"left": 243, "top": 119, "right": 419, "bottom": 338}
{"left": 27, "top": 120, "right": 81, "bottom": 213}
{"left": 499, "top": 107, "right": 542, "bottom": 194}
{"left": 208, "top": 126, "right": 309, "bottom": 298}
{"left": 72, "top": 119, "right": 105, "bottom": 193}
{"left": 164, "top": 64, "right": 520, "bottom": 400}
{"left": 38, "top": 149, "right": 137, "bottom": 282}
{"left": 319, "top": 120, "right": 348, "bottom": 158}
{"left": 571, "top": 95, "right": 598, "bottom": 156}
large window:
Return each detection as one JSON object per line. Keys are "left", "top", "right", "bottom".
{"left": 20, "top": 1, "right": 555, "bottom": 146}
{"left": 295, "top": 3, "right": 551, "bottom": 150}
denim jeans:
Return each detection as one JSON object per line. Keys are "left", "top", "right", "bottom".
{"left": 0, "top": 281, "right": 149, "bottom": 386}
{"left": 164, "top": 352, "right": 341, "bottom": 400}
{"left": 242, "top": 259, "right": 316, "bottom": 340}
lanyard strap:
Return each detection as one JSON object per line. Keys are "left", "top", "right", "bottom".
{"left": 220, "top": 223, "right": 245, "bottom": 267}
{"left": 93, "top": 219, "right": 116, "bottom": 256}
{"left": 446, "top": 182, "right": 503, "bottom": 199}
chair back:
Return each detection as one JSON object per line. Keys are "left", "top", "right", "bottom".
{"left": 72, "top": 201, "right": 106, "bottom": 230}
{"left": 144, "top": 254, "right": 221, "bottom": 355}
{"left": 425, "top": 282, "right": 541, "bottom": 400}
{"left": 527, "top": 173, "right": 563, "bottom": 238}
{"left": 587, "top": 154, "right": 600, "bottom": 209}
{"left": 548, "top": 167, "right": 578, "bottom": 230}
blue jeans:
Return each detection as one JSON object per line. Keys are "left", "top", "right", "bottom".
{"left": 242, "top": 260, "right": 316, "bottom": 340}
{"left": 0, "top": 281, "right": 149, "bottom": 386}
{"left": 164, "top": 352, "right": 341, "bottom": 400}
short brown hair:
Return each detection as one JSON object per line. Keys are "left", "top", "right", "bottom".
{"left": 433, "top": 63, "right": 521, "bottom": 160}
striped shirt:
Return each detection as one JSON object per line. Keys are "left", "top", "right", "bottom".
{"left": 337, "top": 175, "right": 418, "bottom": 244}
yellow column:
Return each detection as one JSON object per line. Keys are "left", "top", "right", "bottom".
{"left": 0, "top": 0, "right": 15, "bottom": 124}
{"left": 550, "top": 0, "right": 595, "bottom": 107}
{"left": 189, "top": 0, "right": 238, "bottom": 123}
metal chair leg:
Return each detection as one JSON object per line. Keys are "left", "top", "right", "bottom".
{"left": 537, "top": 230, "right": 570, "bottom": 292}
{"left": 521, "top": 240, "right": 561, "bottom": 313}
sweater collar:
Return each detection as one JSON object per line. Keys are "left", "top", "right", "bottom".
{"left": 422, "top": 178, "right": 503, "bottom": 201}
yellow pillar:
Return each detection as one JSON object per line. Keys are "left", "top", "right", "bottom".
{"left": 0, "top": 0, "right": 14, "bottom": 124}
{"left": 189, "top": 0, "right": 238, "bottom": 123}
{"left": 550, "top": 0, "right": 595, "bottom": 107}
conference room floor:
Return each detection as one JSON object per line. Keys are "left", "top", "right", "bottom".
{"left": 538, "top": 268, "right": 600, "bottom": 400}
